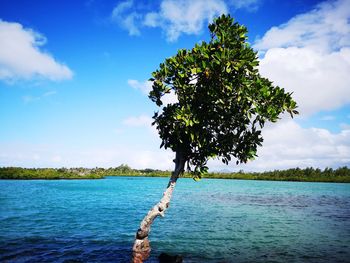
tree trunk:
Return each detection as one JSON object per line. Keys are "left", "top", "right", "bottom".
{"left": 131, "top": 151, "right": 186, "bottom": 263}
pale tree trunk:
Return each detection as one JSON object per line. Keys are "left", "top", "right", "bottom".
{"left": 131, "top": 151, "right": 186, "bottom": 263}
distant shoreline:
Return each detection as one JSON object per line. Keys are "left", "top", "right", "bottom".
{"left": 1, "top": 166, "right": 349, "bottom": 183}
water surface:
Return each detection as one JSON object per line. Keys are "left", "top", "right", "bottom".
{"left": 0, "top": 177, "right": 349, "bottom": 262}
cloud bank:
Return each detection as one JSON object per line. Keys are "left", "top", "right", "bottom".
{"left": 255, "top": 0, "right": 350, "bottom": 116}
{"left": 0, "top": 142, "right": 174, "bottom": 170}
{"left": 208, "top": 120, "right": 350, "bottom": 171}
{"left": 234, "top": 0, "right": 350, "bottom": 171}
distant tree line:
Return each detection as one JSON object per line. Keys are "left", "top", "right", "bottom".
{"left": 0, "top": 165, "right": 349, "bottom": 183}
{"left": 0, "top": 167, "right": 104, "bottom": 179}
{"left": 207, "top": 166, "right": 350, "bottom": 183}
{"left": 0, "top": 165, "right": 170, "bottom": 180}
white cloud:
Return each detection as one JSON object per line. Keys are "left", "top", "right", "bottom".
{"left": 254, "top": 0, "right": 350, "bottom": 53}
{"left": 252, "top": 120, "right": 350, "bottom": 170}
{"left": 123, "top": 114, "right": 159, "bottom": 138}
{"left": 259, "top": 47, "right": 350, "bottom": 115}
{"left": 0, "top": 20, "right": 73, "bottom": 81}
{"left": 111, "top": 0, "right": 141, "bottom": 36}
{"left": 22, "top": 95, "right": 40, "bottom": 103}
{"left": 320, "top": 115, "right": 336, "bottom": 121}
{"left": 22, "top": 90, "right": 57, "bottom": 103}
{"left": 144, "top": 0, "right": 228, "bottom": 41}
{"left": 341, "top": 123, "right": 350, "bottom": 129}
{"left": 127, "top": 79, "right": 179, "bottom": 105}
{"left": 43, "top": 90, "right": 57, "bottom": 97}
{"left": 230, "top": 0, "right": 261, "bottom": 11}
{"left": 52, "top": 155, "right": 62, "bottom": 163}
{"left": 255, "top": 0, "right": 350, "bottom": 116}
{"left": 144, "top": 12, "right": 160, "bottom": 27}
{"left": 127, "top": 79, "right": 152, "bottom": 94}
{"left": 112, "top": 0, "right": 133, "bottom": 18}
{"left": 123, "top": 114, "right": 152, "bottom": 127}
{"left": 161, "top": 90, "right": 178, "bottom": 105}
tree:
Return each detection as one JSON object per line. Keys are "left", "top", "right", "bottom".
{"left": 131, "top": 14, "right": 298, "bottom": 262}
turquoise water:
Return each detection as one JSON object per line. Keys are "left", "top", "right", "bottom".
{"left": 0, "top": 177, "right": 349, "bottom": 262}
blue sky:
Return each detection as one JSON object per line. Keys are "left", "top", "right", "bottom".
{"left": 0, "top": 0, "right": 349, "bottom": 171}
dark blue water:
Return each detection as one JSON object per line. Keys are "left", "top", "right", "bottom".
{"left": 0, "top": 177, "right": 349, "bottom": 262}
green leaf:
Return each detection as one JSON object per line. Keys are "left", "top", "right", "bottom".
{"left": 190, "top": 133, "right": 194, "bottom": 141}
{"left": 193, "top": 175, "right": 201, "bottom": 182}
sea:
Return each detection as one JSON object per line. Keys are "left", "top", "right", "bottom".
{"left": 0, "top": 177, "right": 349, "bottom": 262}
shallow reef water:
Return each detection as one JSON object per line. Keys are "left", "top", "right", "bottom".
{"left": 1, "top": 177, "right": 349, "bottom": 262}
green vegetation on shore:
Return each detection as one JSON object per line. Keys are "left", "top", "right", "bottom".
{"left": 1, "top": 165, "right": 350, "bottom": 183}
{"left": 0, "top": 167, "right": 104, "bottom": 180}
{"left": 208, "top": 167, "right": 350, "bottom": 183}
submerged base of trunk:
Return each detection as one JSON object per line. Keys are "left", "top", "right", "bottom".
{"left": 159, "top": 253, "right": 183, "bottom": 263}
{"left": 131, "top": 151, "right": 186, "bottom": 263}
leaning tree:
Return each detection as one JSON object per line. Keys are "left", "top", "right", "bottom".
{"left": 132, "top": 14, "right": 298, "bottom": 262}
